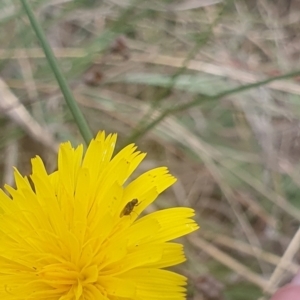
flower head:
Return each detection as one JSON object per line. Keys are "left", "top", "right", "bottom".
{"left": 0, "top": 132, "right": 198, "bottom": 300}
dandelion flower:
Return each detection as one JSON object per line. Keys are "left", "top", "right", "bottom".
{"left": 0, "top": 132, "right": 199, "bottom": 300}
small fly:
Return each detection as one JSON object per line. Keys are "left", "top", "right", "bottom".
{"left": 120, "top": 199, "right": 139, "bottom": 217}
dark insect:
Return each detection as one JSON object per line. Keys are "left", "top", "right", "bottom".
{"left": 120, "top": 199, "right": 139, "bottom": 217}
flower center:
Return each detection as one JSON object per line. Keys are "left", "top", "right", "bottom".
{"left": 37, "top": 262, "right": 99, "bottom": 297}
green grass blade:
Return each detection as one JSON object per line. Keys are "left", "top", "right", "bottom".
{"left": 20, "top": 0, "right": 93, "bottom": 145}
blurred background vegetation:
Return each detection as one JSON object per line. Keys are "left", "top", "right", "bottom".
{"left": 1, "top": 0, "right": 300, "bottom": 299}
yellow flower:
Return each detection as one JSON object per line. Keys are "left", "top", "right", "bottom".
{"left": 0, "top": 132, "right": 199, "bottom": 300}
